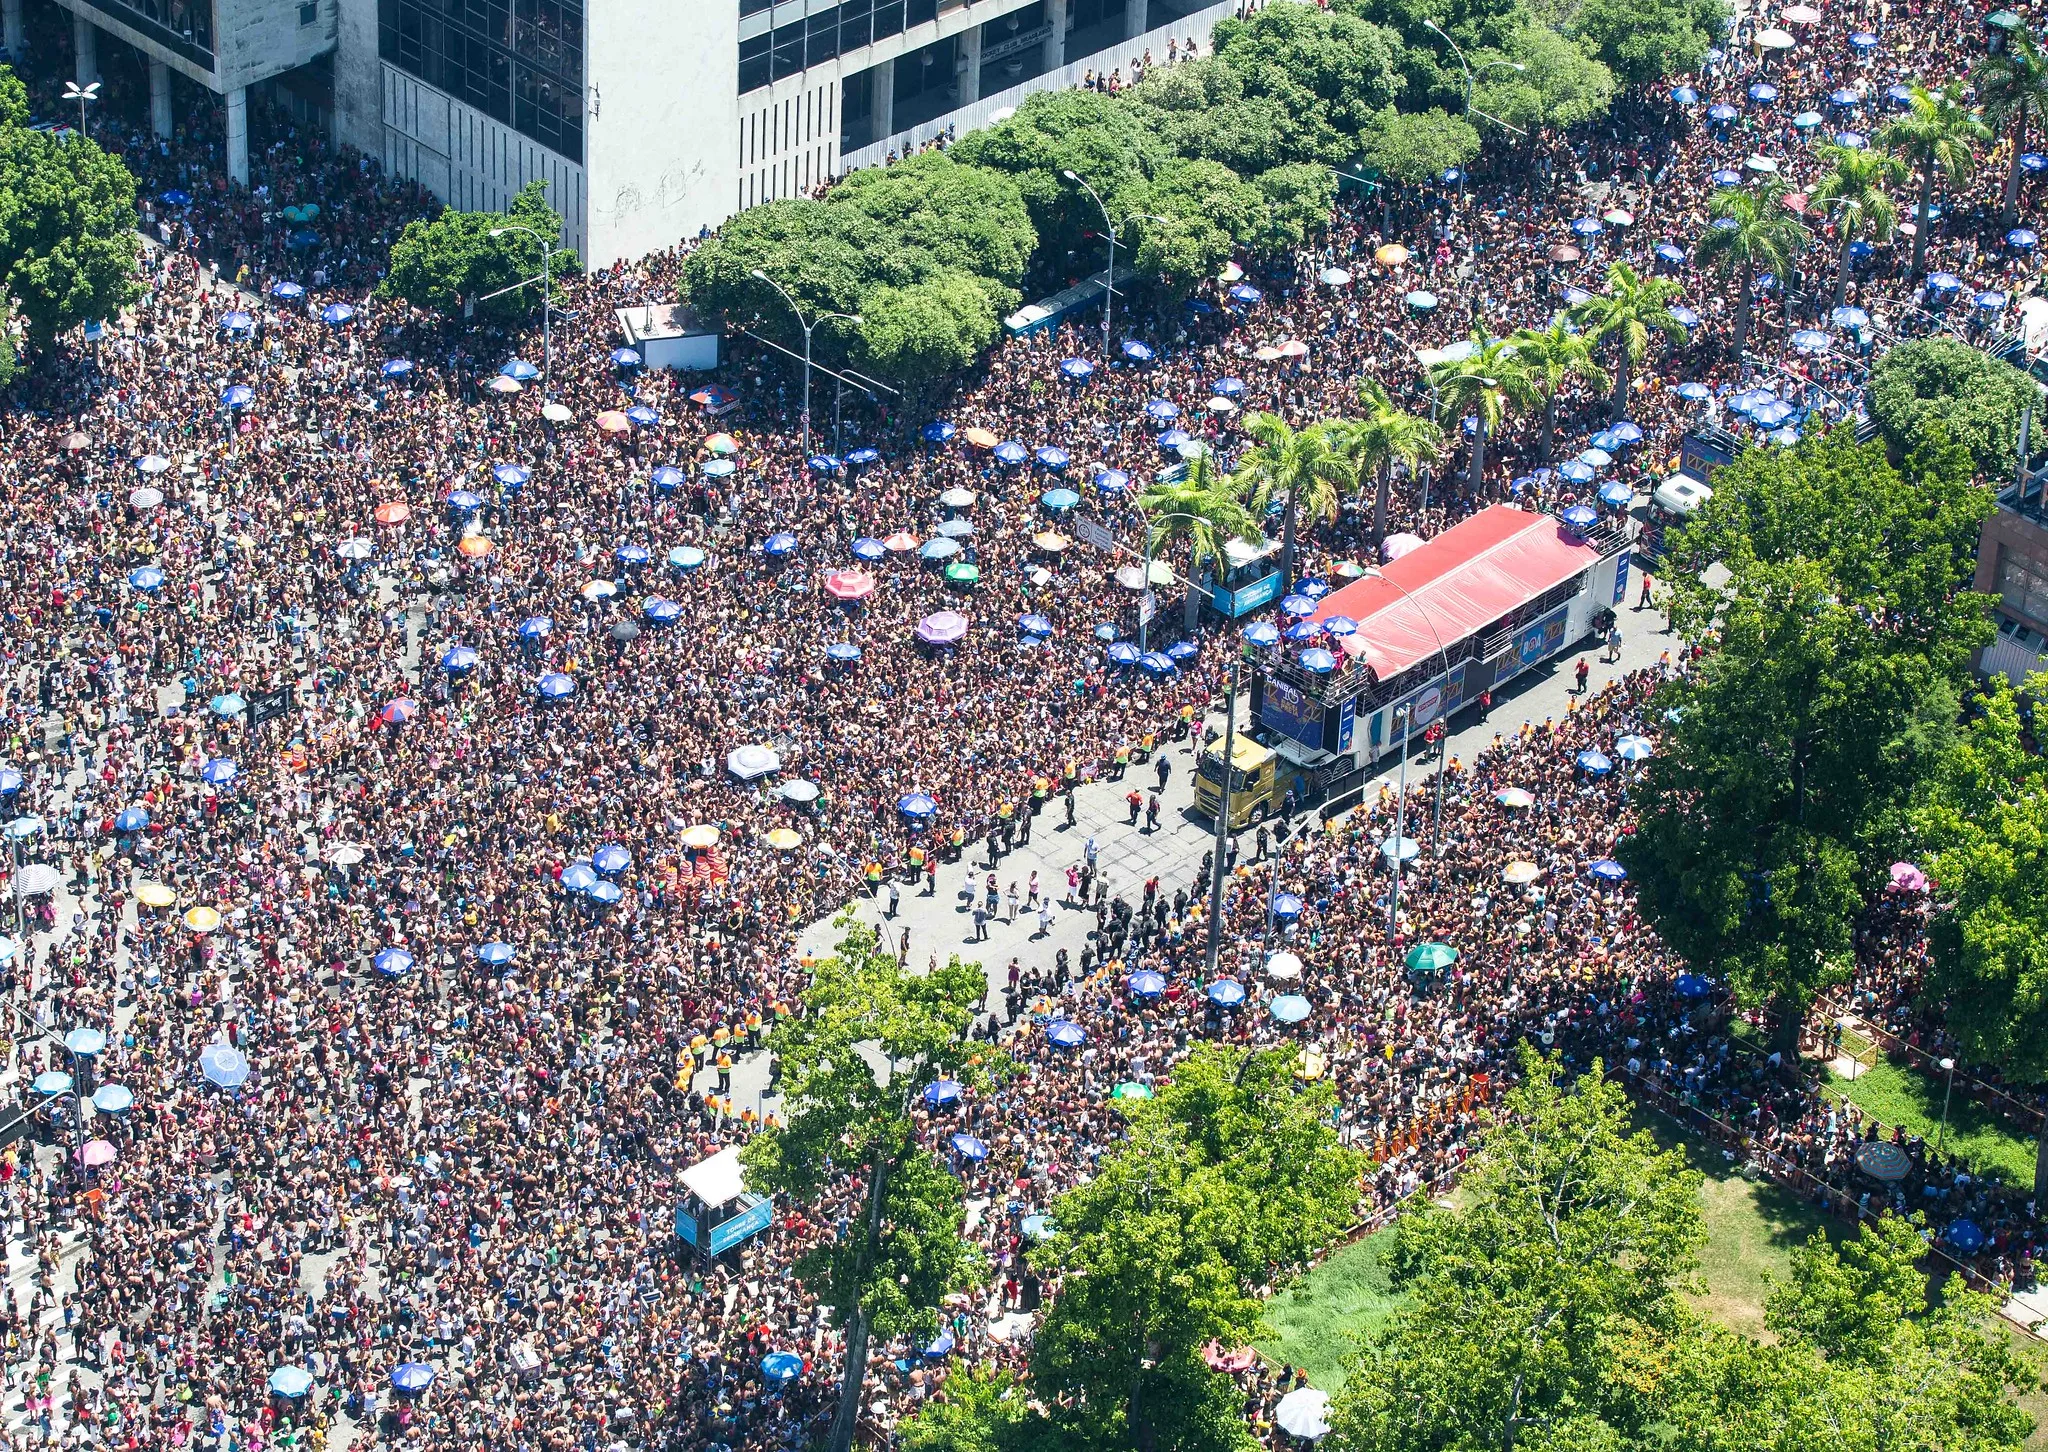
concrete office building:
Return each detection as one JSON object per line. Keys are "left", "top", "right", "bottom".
{"left": 8, "top": 0, "right": 338, "bottom": 187}
{"left": 329, "top": 0, "right": 1239, "bottom": 268}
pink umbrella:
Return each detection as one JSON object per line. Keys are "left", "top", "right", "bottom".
{"left": 882, "top": 531, "right": 920, "bottom": 553}
{"left": 77, "top": 1139, "right": 117, "bottom": 1168}
{"left": 823, "top": 569, "right": 876, "bottom": 602}
{"left": 595, "top": 410, "right": 631, "bottom": 433}
{"left": 1888, "top": 861, "right": 1928, "bottom": 892}
{"left": 915, "top": 611, "right": 970, "bottom": 646}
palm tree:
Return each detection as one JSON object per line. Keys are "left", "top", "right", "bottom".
{"left": 1876, "top": 81, "right": 1991, "bottom": 277}
{"left": 1974, "top": 30, "right": 2048, "bottom": 225}
{"left": 1809, "top": 142, "right": 1905, "bottom": 307}
{"left": 1138, "top": 454, "right": 1262, "bottom": 631}
{"left": 1507, "top": 317, "right": 1609, "bottom": 462}
{"left": 1232, "top": 411, "right": 1354, "bottom": 590}
{"left": 1340, "top": 380, "right": 1443, "bottom": 545}
{"left": 1694, "top": 178, "right": 1804, "bottom": 360}
{"left": 1567, "top": 262, "right": 1687, "bottom": 422}
{"left": 1424, "top": 334, "right": 1533, "bottom": 499}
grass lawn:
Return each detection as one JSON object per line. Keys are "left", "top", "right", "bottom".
{"left": 1257, "top": 1226, "right": 1406, "bottom": 1391}
{"left": 1821, "top": 1056, "right": 2039, "bottom": 1190}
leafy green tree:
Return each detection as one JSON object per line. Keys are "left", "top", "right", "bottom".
{"left": 1566, "top": 261, "right": 1685, "bottom": 420}
{"left": 1129, "top": 56, "right": 1347, "bottom": 171}
{"left": 1331, "top": 1047, "right": 1706, "bottom": 1452}
{"left": 1875, "top": 81, "right": 1990, "bottom": 278}
{"left": 1358, "top": 106, "right": 1483, "bottom": 187}
{"left": 1473, "top": 26, "right": 1616, "bottom": 136}
{"left": 1254, "top": 164, "right": 1340, "bottom": 253}
{"left": 1332, "top": 0, "right": 1530, "bottom": 113}
{"left": 0, "top": 68, "right": 139, "bottom": 350}
{"left": 1508, "top": 316, "right": 1609, "bottom": 462}
{"left": 1973, "top": 29, "right": 2048, "bottom": 225}
{"left": 680, "top": 198, "right": 884, "bottom": 348}
{"left": 1343, "top": 378, "right": 1444, "bottom": 544}
{"left": 1209, "top": 0, "right": 1403, "bottom": 138}
{"left": 1233, "top": 411, "right": 1356, "bottom": 590}
{"left": 378, "top": 179, "right": 577, "bottom": 325}
{"left": 1572, "top": 0, "right": 1728, "bottom": 90}
{"left": 1866, "top": 335, "right": 2040, "bottom": 482}
{"left": 1627, "top": 431, "right": 1992, "bottom": 1041}
{"left": 1134, "top": 158, "right": 1266, "bottom": 291}
{"left": 897, "top": 1369, "right": 1044, "bottom": 1452}
{"left": 856, "top": 272, "right": 1010, "bottom": 384}
{"left": 828, "top": 152, "right": 1037, "bottom": 289}
{"left": 741, "top": 921, "right": 994, "bottom": 1452}
{"left": 1693, "top": 178, "right": 1805, "bottom": 360}
{"left": 949, "top": 90, "right": 1168, "bottom": 278}
{"left": 1426, "top": 333, "right": 1534, "bottom": 499}
{"left": 1808, "top": 142, "right": 1904, "bottom": 307}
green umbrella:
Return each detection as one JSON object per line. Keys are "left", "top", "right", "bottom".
{"left": 1110, "top": 1081, "right": 1152, "bottom": 1100}
{"left": 943, "top": 561, "right": 980, "bottom": 586}
{"left": 1405, "top": 942, "right": 1458, "bottom": 974}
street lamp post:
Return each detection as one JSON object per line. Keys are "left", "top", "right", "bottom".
{"left": 1061, "top": 177, "right": 1168, "bottom": 367}
{"left": 62, "top": 80, "right": 99, "bottom": 139}
{"left": 1202, "top": 661, "right": 1241, "bottom": 980}
{"left": 1388, "top": 704, "right": 1412, "bottom": 937}
{"left": 1937, "top": 1056, "right": 1956, "bottom": 1153}
{"left": 488, "top": 224, "right": 556, "bottom": 395}
{"left": 1420, "top": 21, "right": 1523, "bottom": 195}
{"left": 750, "top": 268, "right": 862, "bottom": 461}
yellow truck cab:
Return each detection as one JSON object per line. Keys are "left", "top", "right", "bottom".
{"left": 1193, "top": 735, "right": 1319, "bottom": 830}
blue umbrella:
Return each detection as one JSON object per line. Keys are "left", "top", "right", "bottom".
{"left": 1977, "top": 290, "right": 2010, "bottom": 312}
{"left": 162, "top": 188, "right": 192, "bottom": 205}
{"left": 1671, "top": 85, "right": 1698, "bottom": 104}
{"left": 644, "top": 598, "right": 682, "bottom": 625}
{"left": 1207, "top": 979, "right": 1247, "bottom": 1007}
{"left": 920, "top": 537, "right": 961, "bottom": 560}
{"left": 1157, "top": 428, "right": 1192, "bottom": 452}
{"left": 391, "top": 1363, "right": 437, "bottom": 1395}
{"left": 221, "top": 384, "right": 255, "bottom": 409}
{"left": 268, "top": 1367, "right": 315, "bottom": 1399}
{"left": 616, "top": 543, "right": 651, "bottom": 567}
{"left": 518, "top": 616, "right": 552, "bottom": 640}
{"left": 198, "top": 1043, "right": 250, "bottom": 1089}
{"left": 1748, "top": 81, "right": 1778, "bottom": 102}
{"left": 200, "top": 758, "right": 238, "bottom": 786}
{"left": 1298, "top": 648, "right": 1337, "bottom": 673}
{"left": 1244, "top": 621, "right": 1282, "bottom": 648}
{"left": 1752, "top": 400, "right": 1796, "bottom": 428}
{"left": 610, "top": 347, "right": 641, "bottom": 368}
{"left": 1270, "top": 994, "right": 1312, "bottom": 1024}
{"left": 1609, "top": 421, "right": 1643, "bottom": 443}
{"left": 1835, "top": 130, "right": 1867, "bottom": 149}
{"left": 1830, "top": 305, "right": 1870, "bottom": 329}
{"left": 760, "top": 1352, "right": 804, "bottom": 1383}
{"left": 1848, "top": 30, "right": 1878, "bottom": 48}
{"left": 128, "top": 566, "right": 165, "bottom": 591}
{"left": 1926, "top": 272, "right": 1963, "bottom": 299}
{"left": 0, "top": 770, "right": 19, "bottom": 796}
{"left": 1281, "top": 594, "right": 1317, "bottom": 618}
{"left": 924, "top": 1079, "right": 964, "bottom": 1106}
{"left": 1127, "top": 970, "right": 1167, "bottom": 998}
{"left": 1405, "top": 290, "right": 1439, "bottom": 312}
{"left": 1046, "top": 1020, "right": 1087, "bottom": 1048}
{"left": 924, "top": 1331, "right": 956, "bottom": 1358}
{"left": 1571, "top": 216, "right": 1605, "bottom": 238}
{"left": 846, "top": 447, "right": 881, "bottom": 466}
{"left": 1672, "top": 972, "right": 1714, "bottom": 998}
{"left": 1886, "top": 82, "right": 1914, "bottom": 108}
{"left": 1273, "top": 893, "right": 1305, "bottom": 919}
{"left": 1576, "top": 749, "right": 1613, "bottom": 774}
{"left": 1107, "top": 642, "right": 1141, "bottom": 666}
{"left": 1579, "top": 447, "right": 1613, "bottom": 469}
{"left": 826, "top": 642, "right": 863, "bottom": 664}
{"left": 64, "top": 1028, "right": 106, "bottom": 1056}
{"left": 1042, "top": 487, "right": 1081, "bottom": 512}
{"left": 1561, "top": 503, "right": 1599, "bottom": 531}
{"left": 374, "top": 947, "right": 415, "bottom": 977}
{"left": 1285, "top": 619, "right": 1324, "bottom": 643}
{"left": 1831, "top": 90, "right": 1863, "bottom": 109}
{"left": 650, "top": 465, "right": 686, "bottom": 492}
{"left": 114, "top": 807, "right": 150, "bottom": 833}
{"left": 2010, "top": 229, "right": 2038, "bottom": 251}
{"left": 669, "top": 545, "right": 709, "bottom": 572}
{"left": 594, "top": 845, "right": 633, "bottom": 875}
{"left": 491, "top": 462, "right": 530, "bottom": 488}
{"left": 1767, "top": 426, "right": 1801, "bottom": 446}
{"left": 1587, "top": 858, "right": 1628, "bottom": 883}
{"left": 210, "top": 693, "right": 247, "bottom": 718}
{"left": 381, "top": 358, "right": 413, "bottom": 378}
{"left": 560, "top": 863, "right": 599, "bottom": 892}
{"left": 992, "top": 441, "right": 1028, "bottom": 466}
{"left": 1557, "top": 463, "right": 1596, "bottom": 487}
{"left": 1059, "top": 357, "right": 1095, "bottom": 381}
{"left": 1228, "top": 283, "right": 1263, "bottom": 304}
{"left": 440, "top": 646, "right": 479, "bottom": 675}
{"left": 922, "top": 421, "right": 956, "bottom": 444}
{"left": 2023, "top": 153, "right": 2048, "bottom": 174}
{"left": 447, "top": 490, "right": 483, "bottom": 514}
{"left": 1035, "top": 446, "right": 1070, "bottom": 471}
{"left": 1653, "top": 243, "right": 1686, "bottom": 269}
{"left": 1792, "top": 110, "right": 1823, "bottom": 129}
{"left": 1135, "top": 651, "right": 1175, "bottom": 677}
{"left": 476, "top": 942, "right": 516, "bottom": 967}
{"left": 850, "top": 537, "right": 887, "bottom": 563}
{"left": 1669, "top": 305, "right": 1701, "bottom": 329}
{"left": 1093, "top": 468, "right": 1130, "bottom": 496}
{"left": 1018, "top": 613, "right": 1054, "bottom": 638}
{"left": 949, "top": 1133, "right": 988, "bottom": 1161}
{"left": 537, "top": 672, "right": 575, "bottom": 700}
{"left": 31, "top": 1071, "right": 71, "bottom": 1096}
{"left": 1022, "top": 1213, "right": 1055, "bottom": 1240}
{"left": 1791, "top": 328, "right": 1831, "bottom": 354}
{"left": 897, "top": 793, "right": 938, "bottom": 820}
{"left": 1676, "top": 382, "right": 1711, "bottom": 403}
{"left": 1598, "top": 480, "right": 1633, "bottom": 508}
{"left": 91, "top": 1084, "right": 133, "bottom": 1113}
{"left": 763, "top": 532, "right": 800, "bottom": 557}
{"left": 1212, "top": 377, "right": 1245, "bottom": 397}
{"left": 1092, "top": 623, "right": 1118, "bottom": 641}
{"left": 1145, "top": 398, "right": 1179, "bottom": 422}
{"left": 270, "top": 281, "right": 304, "bottom": 301}
{"left": 587, "top": 879, "right": 623, "bottom": 905}
{"left": 1615, "top": 735, "right": 1653, "bottom": 761}
{"left": 1120, "top": 339, "right": 1155, "bottom": 362}
{"left": 1165, "top": 640, "right": 1199, "bottom": 664}
{"left": 319, "top": 303, "right": 355, "bottom": 325}
{"left": 625, "top": 405, "right": 659, "bottom": 427}
{"left": 1708, "top": 104, "right": 1738, "bottom": 123}
{"left": 1949, "top": 1218, "right": 1986, "bottom": 1253}
{"left": 219, "top": 310, "right": 255, "bottom": 332}
{"left": 808, "top": 454, "right": 843, "bottom": 473}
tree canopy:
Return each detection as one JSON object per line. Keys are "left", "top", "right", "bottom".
{"left": 1867, "top": 336, "right": 2043, "bottom": 481}
{"left": 379, "top": 179, "right": 578, "bottom": 326}
{"left": 1572, "top": 0, "right": 1728, "bottom": 90}
{"left": 1359, "top": 107, "right": 1483, "bottom": 187}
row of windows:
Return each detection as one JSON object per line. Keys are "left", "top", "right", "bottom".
{"left": 2000, "top": 550, "right": 2048, "bottom": 630}
{"left": 379, "top": 0, "right": 585, "bottom": 161}
{"left": 81, "top": 0, "right": 215, "bottom": 63}
{"left": 738, "top": 0, "right": 942, "bottom": 92}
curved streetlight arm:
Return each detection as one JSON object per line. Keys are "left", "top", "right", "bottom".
{"left": 489, "top": 224, "right": 555, "bottom": 392}
{"left": 749, "top": 267, "right": 811, "bottom": 332}
{"left": 1423, "top": 19, "right": 1472, "bottom": 79}
{"left": 1063, "top": 171, "right": 1119, "bottom": 364}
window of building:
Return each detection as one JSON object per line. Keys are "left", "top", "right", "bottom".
{"left": 740, "top": 0, "right": 772, "bottom": 14}
{"left": 909, "top": 0, "right": 937, "bottom": 23}
{"left": 1999, "top": 551, "right": 2048, "bottom": 629}
{"left": 873, "top": 0, "right": 904, "bottom": 41}
{"left": 770, "top": 18, "right": 805, "bottom": 79}
{"left": 379, "top": 0, "right": 585, "bottom": 162}
{"left": 806, "top": 8, "right": 838, "bottom": 65}
{"left": 739, "top": 32, "right": 770, "bottom": 92}
{"left": 300, "top": 2, "right": 318, "bottom": 24}
{"left": 838, "top": 0, "right": 871, "bottom": 51}
{"left": 76, "top": 0, "right": 214, "bottom": 63}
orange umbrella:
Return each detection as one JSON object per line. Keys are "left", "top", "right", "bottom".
{"left": 596, "top": 410, "right": 631, "bottom": 433}
{"left": 1374, "top": 243, "right": 1410, "bottom": 266}
{"left": 824, "top": 569, "right": 876, "bottom": 601}
{"left": 962, "top": 427, "right": 999, "bottom": 449}
{"left": 1253, "top": 345, "right": 1284, "bottom": 361}
{"left": 374, "top": 501, "right": 411, "bottom": 525}
{"left": 458, "top": 536, "right": 494, "bottom": 558}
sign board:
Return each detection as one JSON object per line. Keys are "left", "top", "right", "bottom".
{"left": 1261, "top": 678, "right": 1326, "bottom": 750}
{"left": 1372, "top": 664, "right": 1470, "bottom": 750}
{"left": 708, "top": 1196, "right": 774, "bottom": 1254}
{"left": 1138, "top": 590, "right": 1157, "bottom": 625}
{"left": 1213, "top": 569, "right": 1284, "bottom": 618}
{"left": 1073, "top": 518, "right": 1116, "bottom": 552}
{"left": 1496, "top": 605, "right": 1571, "bottom": 688}
{"left": 1612, "top": 550, "right": 1632, "bottom": 606}
{"left": 246, "top": 686, "right": 293, "bottom": 726}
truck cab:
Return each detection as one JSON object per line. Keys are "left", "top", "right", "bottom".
{"left": 1193, "top": 735, "right": 1321, "bottom": 829}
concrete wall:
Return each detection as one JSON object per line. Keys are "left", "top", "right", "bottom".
{"left": 55, "top": 0, "right": 334, "bottom": 91}
{"left": 837, "top": 0, "right": 1233, "bottom": 170}
{"left": 330, "top": 0, "right": 379, "bottom": 153}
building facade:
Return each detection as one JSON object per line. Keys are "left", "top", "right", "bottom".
{"left": 332, "top": 0, "right": 1237, "bottom": 267}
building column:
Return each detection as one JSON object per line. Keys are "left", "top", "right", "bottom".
{"left": 72, "top": 11, "right": 98, "bottom": 85}
{"left": 957, "top": 23, "right": 982, "bottom": 106}
{"left": 871, "top": 56, "right": 895, "bottom": 142}
{"left": 1043, "top": 0, "right": 1067, "bottom": 73}
{"left": 149, "top": 59, "right": 173, "bottom": 141}
{"left": 225, "top": 85, "right": 248, "bottom": 186}
{"left": 2, "top": 0, "right": 25, "bottom": 63}
{"left": 1124, "top": 0, "right": 1148, "bottom": 42}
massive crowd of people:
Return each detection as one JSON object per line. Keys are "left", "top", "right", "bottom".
{"left": 0, "top": 0, "right": 2041, "bottom": 1446}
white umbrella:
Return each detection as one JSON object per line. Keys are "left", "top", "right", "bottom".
{"left": 335, "top": 537, "right": 374, "bottom": 561}
{"left": 1265, "top": 951, "right": 1304, "bottom": 981}
{"left": 1276, "top": 1388, "right": 1332, "bottom": 1441}
{"left": 129, "top": 486, "right": 164, "bottom": 508}
{"left": 327, "top": 843, "right": 366, "bottom": 866}
{"left": 14, "top": 864, "right": 61, "bottom": 896}
{"left": 727, "top": 744, "right": 782, "bottom": 780}
{"left": 1756, "top": 26, "right": 1797, "bottom": 46}
{"left": 541, "top": 402, "right": 573, "bottom": 423}
{"left": 1380, "top": 835, "right": 1422, "bottom": 863}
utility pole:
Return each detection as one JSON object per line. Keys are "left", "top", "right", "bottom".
{"left": 1202, "top": 662, "right": 1240, "bottom": 980}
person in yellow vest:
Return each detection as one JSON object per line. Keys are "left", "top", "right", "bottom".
{"left": 1113, "top": 743, "right": 1130, "bottom": 777}
{"left": 716, "top": 1051, "right": 732, "bottom": 1093}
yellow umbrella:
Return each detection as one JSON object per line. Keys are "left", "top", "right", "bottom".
{"left": 682, "top": 825, "right": 721, "bottom": 850}
{"left": 1032, "top": 532, "right": 1070, "bottom": 553}
{"left": 766, "top": 828, "right": 802, "bottom": 851}
{"left": 135, "top": 882, "right": 177, "bottom": 909}
{"left": 1503, "top": 861, "right": 1541, "bottom": 885}
{"left": 1375, "top": 243, "right": 1411, "bottom": 266}
{"left": 183, "top": 905, "right": 222, "bottom": 934}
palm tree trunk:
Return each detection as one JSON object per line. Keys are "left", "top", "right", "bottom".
{"left": 1279, "top": 492, "right": 1298, "bottom": 593}
{"left": 1609, "top": 350, "right": 1631, "bottom": 422}
{"left": 1833, "top": 227, "right": 1853, "bottom": 308}
{"left": 2005, "top": 111, "right": 2028, "bottom": 226}
{"left": 1471, "top": 416, "right": 1489, "bottom": 498}
{"left": 1734, "top": 258, "right": 1753, "bottom": 361}
{"left": 1372, "top": 462, "right": 1390, "bottom": 544}
{"left": 1541, "top": 395, "right": 1558, "bottom": 462}
{"left": 1912, "top": 163, "right": 1933, "bottom": 278}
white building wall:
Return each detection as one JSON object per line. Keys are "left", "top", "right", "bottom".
{"left": 331, "top": 0, "right": 380, "bottom": 154}
{"left": 53, "top": 0, "right": 332, "bottom": 92}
